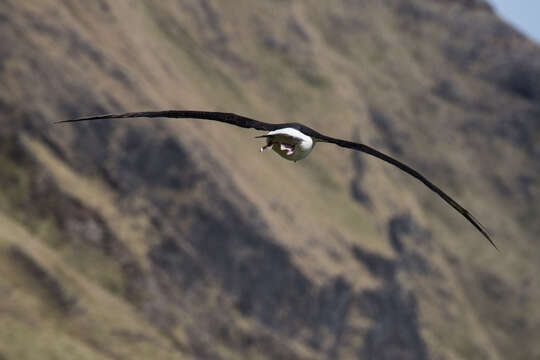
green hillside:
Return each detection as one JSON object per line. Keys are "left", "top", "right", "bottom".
{"left": 0, "top": 1, "right": 539, "bottom": 359}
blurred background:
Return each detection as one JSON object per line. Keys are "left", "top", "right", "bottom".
{"left": 0, "top": 1, "right": 539, "bottom": 359}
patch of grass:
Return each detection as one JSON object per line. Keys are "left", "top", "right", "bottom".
{"left": 0, "top": 137, "right": 128, "bottom": 296}
{"left": 0, "top": 214, "right": 182, "bottom": 360}
{"left": 0, "top": 317, "right": 108, "bottom": 360}
{"left": 142, "top": 2, "right": 248, "bottom": 105}
{"left": 20, "top": 135, "right": 151, "bottom": 269}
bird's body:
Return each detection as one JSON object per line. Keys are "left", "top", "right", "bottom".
{"left": 258, "top": 127, "right": 315, "bottom": 162}
{"left": 55, "top": 109, "right": 498, "bottom": 250}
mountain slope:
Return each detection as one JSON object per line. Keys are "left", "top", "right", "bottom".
{"left": 0, "top": 0, "right": 538, "bottom": 359}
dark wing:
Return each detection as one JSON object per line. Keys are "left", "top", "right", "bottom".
{"left": 316, "top": 135, "right": 498, "bottom": 251}
{"left": 55, "top": 110, "right": 282, "bottom": 132}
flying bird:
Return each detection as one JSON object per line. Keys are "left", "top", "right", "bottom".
{"left": 56, "top": 110, "right": 497, "bottom": 250}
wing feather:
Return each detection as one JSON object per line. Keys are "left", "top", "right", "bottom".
{"left": 55, "top": 110, "right": 282, "bottom": 132}
{"left": 317, "top": 136, "right": 497, "bottom": 251}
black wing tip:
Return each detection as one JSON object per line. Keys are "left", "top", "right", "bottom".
{"left": 478, "top": 228, "right": 499, "bottom": 252}
{"left": 54, "top": 119, "right": 76, "bottom": 124}
{"left": 53, "top": 113, "right": 124, "bottom": 124}
{"left": 485, "top": 233, "right": 500, "bottom": 252}
{"left": 467, "top": 212, "right": 499, "bottom": 252}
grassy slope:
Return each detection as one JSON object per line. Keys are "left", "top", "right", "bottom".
{"left": 0, "top": 0, "right": 539, "bottom": 359}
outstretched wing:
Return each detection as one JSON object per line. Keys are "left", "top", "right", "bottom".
{"left": 56, "top": 110, "right": 496, "bottom": 250}
{"left": 56, "top": 110, "right": 283, "bottom": 132}
{"left": 316, "top": 135, "right": 497, "bottom": 251}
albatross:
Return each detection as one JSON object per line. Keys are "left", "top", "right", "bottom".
{"left": 56, "top": 110, "right": 497, "bottom": 250}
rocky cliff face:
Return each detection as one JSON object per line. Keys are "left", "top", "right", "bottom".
{"left": 0, "top": 1, "right": 539, "bottom": 359}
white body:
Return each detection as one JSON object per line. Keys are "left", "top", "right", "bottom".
{"left": 263, "top": 127, "right": 315, "bottom": 162}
